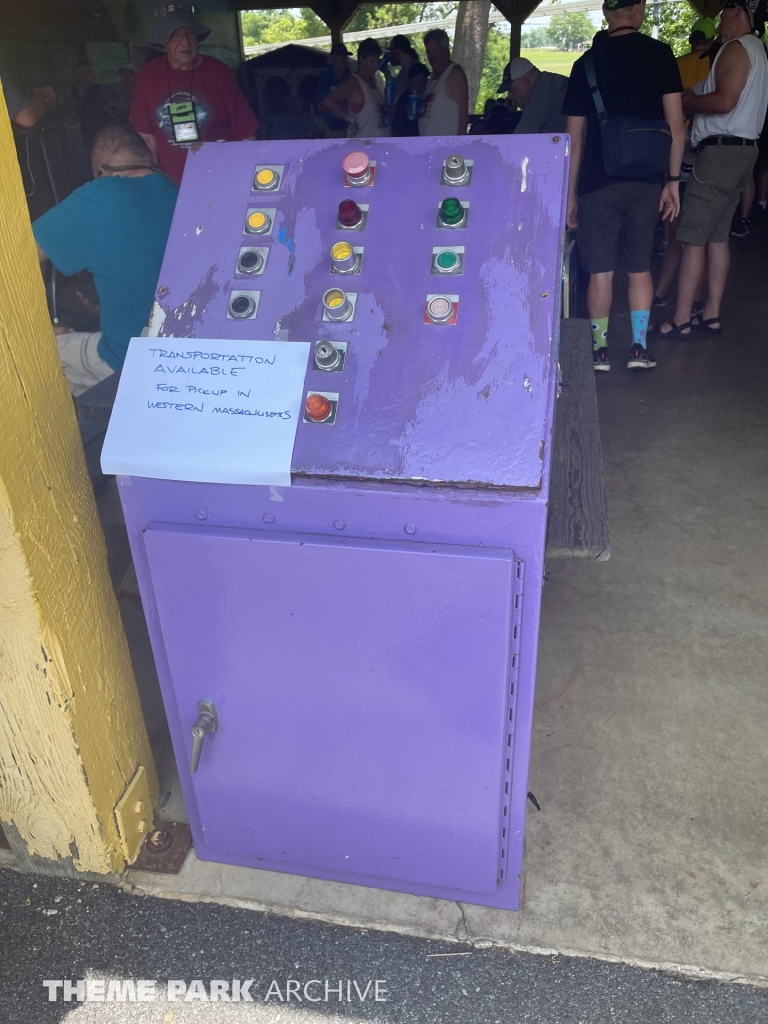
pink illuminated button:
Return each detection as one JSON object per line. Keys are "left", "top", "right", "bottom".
{"left": 343, "top": 151, "right": 372, "bottom": 185}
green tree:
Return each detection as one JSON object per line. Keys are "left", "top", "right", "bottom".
{"left": 346, "top": 2, "right": 457, "bottom": 32}
{"left": 547, "top": 11, "right": 594, "bottom": 50}
{"left": 475, "top": 25, "right": 509, "bottom": 116}
{"left": 522, "top": 26, "right": 550, "bottom": 48}
{"left": 240, "top": 8, "right": 326, "bottom": 47}
{"left": 641, "top": 2, "right": 700, "bottom": 56}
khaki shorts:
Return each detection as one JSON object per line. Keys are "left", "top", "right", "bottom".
{"left": 56, "top": 331, "right": 114, "bottom": 398}
{"left": 677, "top": 144, "right": 757, "bottom": 245}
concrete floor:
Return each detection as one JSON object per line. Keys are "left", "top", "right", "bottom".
{"left": 100, "top": 231, "right": 768, "bottom": 985}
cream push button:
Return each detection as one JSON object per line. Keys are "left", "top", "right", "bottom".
{"left": 322, "top": 288, "right": 353, "bottom": 321}
{"left": 426, "top": 295, "right": 454, "bottom": 324}
{"left": 330, "top": 241, "right": 360, "bottom": 274}
{"left": 245, "top": 210, "right": 271, "bottom": 234}
{"left": 343, "top": 150, "right": 372, "bottom": 185}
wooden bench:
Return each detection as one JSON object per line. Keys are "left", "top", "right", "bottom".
{"left": 545, "top": 318, "right": 610, "bottom": 561}
{"left": 75, "top": 321, "right": 609, "bottom": 560}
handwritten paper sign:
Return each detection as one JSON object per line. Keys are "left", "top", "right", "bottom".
{"left": 101, "top": 338, "right": 310, "bottom": 486}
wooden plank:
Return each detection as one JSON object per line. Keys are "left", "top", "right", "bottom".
{"left": 546, "top": 319, "right": 610, "bottom": 561}
{"left": 0, "top": 97, "right": 157, "bottom": 878}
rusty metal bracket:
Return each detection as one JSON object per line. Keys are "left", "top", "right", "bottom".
{"left": 130, "top": 820, "right": 192, "bottom": 874}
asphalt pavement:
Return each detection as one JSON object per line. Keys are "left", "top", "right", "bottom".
{"left": 1, "top": 868, "right": 767, "bottom": 1023}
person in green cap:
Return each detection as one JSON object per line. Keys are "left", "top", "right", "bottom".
{"left": 677, "top": 18, "right": 718, "bottom": 91}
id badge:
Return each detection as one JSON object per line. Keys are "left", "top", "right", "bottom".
{"left": 168, "top": 100, "right": 199, "bottom": 143}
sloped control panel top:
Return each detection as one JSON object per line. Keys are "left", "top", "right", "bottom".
{"left": 153, "top": 135, "right": 568, "bottom": 490}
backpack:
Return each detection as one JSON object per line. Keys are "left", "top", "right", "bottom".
{"left": 583, "top": 48, "right": 672, "bottom": 180}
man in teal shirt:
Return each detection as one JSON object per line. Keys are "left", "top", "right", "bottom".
{"left": 33, "top": 124, "right": 177, "bottom": 395}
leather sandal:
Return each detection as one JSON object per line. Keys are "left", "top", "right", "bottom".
{"left": 648, "top": 320, "right": 693, "bottom": 339}
{"left": 695, "top": 317, "right": 722, "bottom": 336}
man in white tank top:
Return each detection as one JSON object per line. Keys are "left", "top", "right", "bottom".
{"left": 418, "top": 28, "right": 469, "bottom": 136}
{"left": 654, "top": 0, "right": 768, "bottom": 340}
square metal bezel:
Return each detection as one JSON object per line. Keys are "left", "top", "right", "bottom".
{"left": 226, "top": 290, "right": 261, "bottom": 320}
{"left": 431, "top": 245, "right": 465, "bottom": 276}
{"left": 313, "top": 340, "right": 348, "bottom": 373}
{"left": 322, "top": 292, "right": 358, "bottom": 322}
{"left": 303, "top": 391, "right": 338, "bottom": 424}
{"left": 436, "top": 200, "right": 469, "bottom": 229}
{"left": 252, "top": 164, "right": 284, "bottom": 191}
{"left": 236, "top": 246, "right": 269, "bottom": 277}
{"left": 336, "top": 204, "right": 369, "bottom": 231}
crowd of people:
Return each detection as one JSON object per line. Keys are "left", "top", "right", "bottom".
{"left": 2, "top": 0, "right": 767, "bottom": 396}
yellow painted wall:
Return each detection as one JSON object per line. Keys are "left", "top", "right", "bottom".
{"left": 0, "top": 90, "right": 157, "bottom": 874}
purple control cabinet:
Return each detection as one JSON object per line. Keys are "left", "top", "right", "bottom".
{"left": 117, "top": 135, "right": 568, "bottom": 910}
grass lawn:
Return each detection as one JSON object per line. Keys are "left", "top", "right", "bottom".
{"left": 522, "top": 48, "right": 581, "bottom": 76}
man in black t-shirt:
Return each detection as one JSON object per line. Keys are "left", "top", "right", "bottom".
{"left": 563, "top": 0, "right": 684, "bottom": 372}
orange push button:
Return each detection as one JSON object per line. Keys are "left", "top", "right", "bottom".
{"left": 305, "top": 393, "right": 333, "bottom": 422}
{"left": 255, "top": 168, "right": 278, "bottom": 190}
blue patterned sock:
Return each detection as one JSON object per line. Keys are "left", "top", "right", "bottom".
{"left": 631, "top": 310, "right": 650, "bottom": 350}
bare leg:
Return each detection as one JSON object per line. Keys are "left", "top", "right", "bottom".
{"left": 627, "top": 270, "right": 653, "bottom": 312}
{"left": 656, "top": 240, "right": 682, "bottom": 299}
{"left": 587, "top": 271, "right": 613, "bottom": 320}
{"left": 702, "top": 240, "right": 730, "bottom": 323}
{"left": 661, "top": 242, "right": 707, "bottom": 335}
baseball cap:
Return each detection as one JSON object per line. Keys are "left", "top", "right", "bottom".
{"left": 603, "top": 0, "right": 643, "bottom": 8}
{"left": 148, "top": 3, "right": 210, "bottom": 46}
{"left": 728, "top": 0, "right": 768, "bottom": 35}
{"left": 497, "top": 57, "right": 534, "bottom": 92}
{"left": 690, "top": 16, "right": 718, "bottom": 38}
{"left": 328, "top": 43, "right": 351, "bottom": 61}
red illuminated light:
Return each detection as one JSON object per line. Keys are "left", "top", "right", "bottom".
{"left": 338, "top": 199, "right": 363, "bottom": 228}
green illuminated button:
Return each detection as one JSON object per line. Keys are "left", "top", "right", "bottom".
{"left": 440, "top": 197, "right": 464, "bottom": 226}
{"left": 436, "top": 250, "right": 459, "bottom": 271}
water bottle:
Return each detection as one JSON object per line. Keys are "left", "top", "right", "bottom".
{"left": 379, "top": 53, "right": 391, "bottom": 72}
{"left": 385, "top": 80, "right": 395, "bottom": 106}
{"left": 407, "top": 94, "right": 420, "bottom": 121}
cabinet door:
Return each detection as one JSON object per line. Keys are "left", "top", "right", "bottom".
{"left": 144, "top": 524, "right": 515, "bottom": 895}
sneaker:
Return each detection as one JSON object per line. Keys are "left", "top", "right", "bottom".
{"left": 627, "top": 344, "right": 656, "bottom": 369}
{"left": 593, "top": 347, "right": 611, "bottom": 372}
{"left": 730, "top": 217, "right": 750, "bottom": 238}
{"left": 653, "top": 293, "right": 668, "bottom": 307}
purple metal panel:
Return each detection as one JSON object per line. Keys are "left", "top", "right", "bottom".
{"left": 153, "top": 136, "right": 567, "bottom": 490}
{"left": 117, "top": 132, "right": 567, "bottom": 910}
{"left": 118, "top": 475, "right": 547, "bottom": 909}
{"left": 143, "top": 523, "right": 515, "bottom": 894}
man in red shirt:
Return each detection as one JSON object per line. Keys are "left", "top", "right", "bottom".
{"left": 130, "top": 3, "right": 258, "bottom": 184}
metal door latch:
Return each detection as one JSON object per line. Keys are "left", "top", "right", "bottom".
{"left": 190, "top": 699, "right": 218, "bottom": 773}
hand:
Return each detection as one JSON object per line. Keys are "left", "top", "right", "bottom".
{"left": 33, "top": 86, "right": 56, "bottom": 108}
{"left": 659, "top": 181, "right": 680, "bottom": 222}
{"left": 566, "top": 195, "right": 579, "bottom": 230}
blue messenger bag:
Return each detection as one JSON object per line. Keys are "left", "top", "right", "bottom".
{"left": 584, "top": 49, "right": 672, "bottom": 180}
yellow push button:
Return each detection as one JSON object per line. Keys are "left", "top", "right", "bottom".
{"left": 256, "top": 168, "right": 276, "bottom": 187}
{"left": 245, "top": 210, "right": 270, "bottom": 234}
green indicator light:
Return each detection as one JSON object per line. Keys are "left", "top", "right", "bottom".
{"left": 440, "top": 197, "right": 464, "bottom": 225}
{"left": 437, "top": 250, "right": 458, "bottom": 270}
